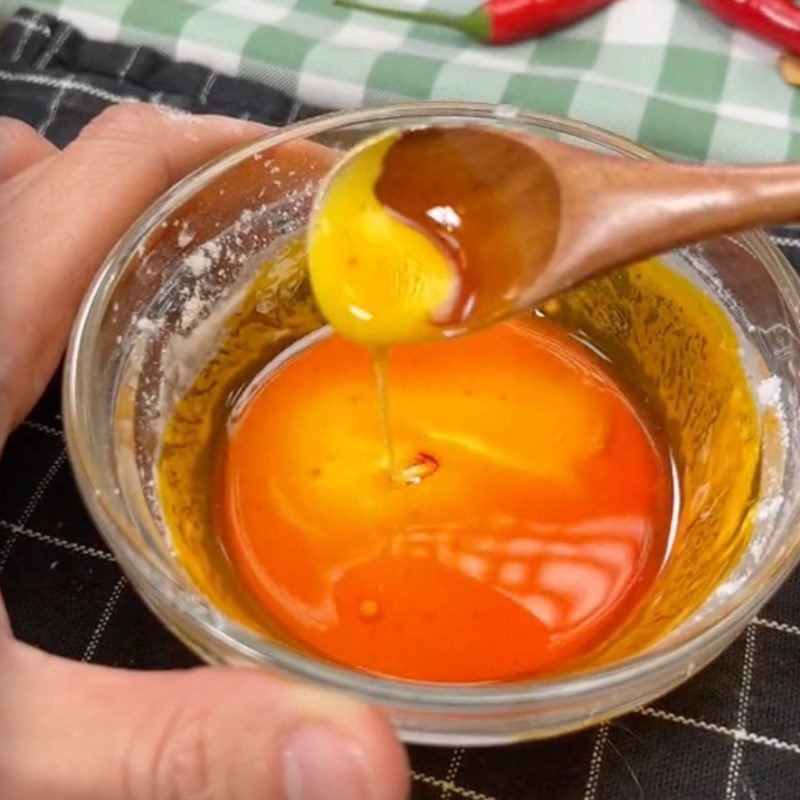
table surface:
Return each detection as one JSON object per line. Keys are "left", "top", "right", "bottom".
{"left": 5, "top": 0, "right": 800, "bottom": 164}
{"left": 4, "top": 8, "right": 800, "bottom": 800}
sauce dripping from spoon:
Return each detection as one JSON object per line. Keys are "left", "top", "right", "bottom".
{"left": 309, "top": 125, "right": 563, "bottom": 482}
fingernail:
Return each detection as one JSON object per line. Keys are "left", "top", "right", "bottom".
{"left": 283, "top": 723, "right": 374, "bottom": 800}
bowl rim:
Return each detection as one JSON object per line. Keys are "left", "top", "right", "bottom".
{"left": 64, "top": 101, "right": 800, "bottom": 711}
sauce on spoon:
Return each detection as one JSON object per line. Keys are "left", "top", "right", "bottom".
{"left": 309, "top": 126, "right": 561, "bottom": 347}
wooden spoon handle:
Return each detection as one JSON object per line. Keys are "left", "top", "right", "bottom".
{"left": 530, "top": 139, "right": 800, "bottom": 296}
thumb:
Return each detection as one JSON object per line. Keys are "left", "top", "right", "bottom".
{"left": 0, "top": 639, "right": 409, "bottom": 800}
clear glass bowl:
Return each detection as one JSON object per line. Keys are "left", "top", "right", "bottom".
{"left": 64, "top": 103, "right": 800, "bottom": 746}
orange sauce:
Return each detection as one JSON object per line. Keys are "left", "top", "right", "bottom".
{"left": 219, "top": 317, "right": 674, "bottom": 682}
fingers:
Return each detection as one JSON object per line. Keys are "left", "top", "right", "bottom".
{"left": 0, "top": 640, "right": 409, "bottom": 800}
{"left": 0, "top": 104, "right": 273, "bottom": 427}
{"left": 0, "top": 117, "right": 57, "bottom": 183}
{"left": 74, "top": 103, "right": 267, "bottom": 186}
{"left": 61, "top": 103, "right": 269, "bottom": 236}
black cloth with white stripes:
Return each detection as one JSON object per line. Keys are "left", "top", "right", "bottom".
{"left": 3, "top": 7, "right": 800, "bottom": 799}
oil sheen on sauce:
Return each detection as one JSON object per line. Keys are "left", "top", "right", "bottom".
{"left": 221, "top": 320, "right": 674, "bottom": 682}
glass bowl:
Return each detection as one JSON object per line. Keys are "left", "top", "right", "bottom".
{"left": 64, "top": 103, "right": 800, "bottom": 746}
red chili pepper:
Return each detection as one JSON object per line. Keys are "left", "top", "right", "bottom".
{"left": 700, "top": 0, "right": 800, "bottom": 55}
{"left": 333, "top": 0, "right": 617, "bottom": 44}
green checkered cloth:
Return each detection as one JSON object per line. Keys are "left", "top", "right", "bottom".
{"left": 3, "top": 0, "right": 800, "bottom": 162}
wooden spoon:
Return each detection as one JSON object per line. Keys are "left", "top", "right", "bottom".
{"left": 308, "top": 126, "right": 800, "bottom": 345}
{"left": 520, "top": 132, "right": 800, "bottom": 304}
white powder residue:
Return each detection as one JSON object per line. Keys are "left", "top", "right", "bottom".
{"left": 120, "top": 174, "right": 313, "bottom": 485}
{"left": 135, "top": 317, "right": 159, "bottom": 334}
{"left": 183, "top": 239, "right": 224, "bottom": 277}
{"left": 184, "top": 251, "right": 211, "bottom": 277}
{"left": 176, "top": 223, "right": 195, "bottom": 249}
{"left": 180, "top": 294, "right": 205, "bottom": 331}
{"left": 158, "top": 274, "right": 255, "bottom": 420}
{"left": 758, "top": 375, "right": 782, "bottom": 408}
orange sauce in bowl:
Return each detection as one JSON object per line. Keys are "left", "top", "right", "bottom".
{"left": 220, "top": 318, "right": 674, "bottom": 682}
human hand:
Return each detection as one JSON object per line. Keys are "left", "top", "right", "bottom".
{"left": 0, "top": 105, "right": 409, "bottom": 800}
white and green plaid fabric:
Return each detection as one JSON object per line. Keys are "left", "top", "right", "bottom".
{"left": 3, "top": 0, "right": 800, "bottom": 163}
